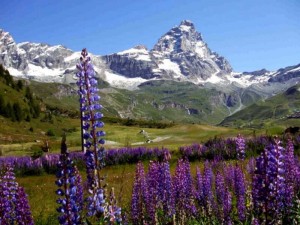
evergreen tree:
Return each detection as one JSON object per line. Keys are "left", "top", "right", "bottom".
{"left": 4, "top": 102, "right": 15, "bottom": 121}
{"left": 16, "top": 80, "right": 23, "bottom": 91}
{"left": 0, "top": 64, "right": 5, "bottom": 78}
{"left": 25, "top": 86, "right": 33, "bottom": 101}
{"left": 13, "top": 102, "right": 23, "bottom": 122}
{"left": 3, "top": 69, "right": 13, "bottom": 86}
{"left": 0, "top": 94, "right": 4, "bottom": 115}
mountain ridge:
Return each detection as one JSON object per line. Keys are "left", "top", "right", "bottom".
{"left": 3, "top": 21, "right": 298, "bottom": 90}
{"left": 0, "top": 21, "right": 299, "bottom": 125}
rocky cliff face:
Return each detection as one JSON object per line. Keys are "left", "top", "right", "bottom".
{"left": 268, "top": 64, "right": 300, "bottom": 82}
{"left": 103, "top": 45, "right": 159, "bottom": 79}
{"left": 152, "top": 20, "right": 232, "bottom": 79}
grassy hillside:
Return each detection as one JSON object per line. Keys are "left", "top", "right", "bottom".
{"left": 220, "top": 84, "right": 300, "bottom": 129}
{"left": 0, "top": 65, "right": 41, "bottom": 122}
{"left": 28, "top": 79, "right": 237, "bottom": 125}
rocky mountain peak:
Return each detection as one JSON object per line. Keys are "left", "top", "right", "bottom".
{"left": 178, "top": 20, "right": 197, "bottom": 34}
{"left": 152, "top": 20, "right": 203, "bottom": 55}
{"left": 180, "top": 20, "right": 194, "bottom": 27}
{"left": 0, "top": 29, "right": 15, "bottom": 46}
{"left": 133, "top": 45, "right": 148, "bottom": 51}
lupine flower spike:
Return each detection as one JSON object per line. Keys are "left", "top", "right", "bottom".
{"left": 236, "top": 134, "right": 246, "bottom": 160}
{"left": 0, "top": 165, "right": 34, "bottom": 225}
{"left": 76, "top": 48, "right": 121, "bottom": 222}
{"left": 252, "top": 138, "right": 286, "bottom": 224}
{"left": 76, "top": 48, "right": 107, "bottom": 217}
{"left": 55, "top": 134, "right": 83, "bottom": 225}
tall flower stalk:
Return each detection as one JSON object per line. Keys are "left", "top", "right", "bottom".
{"left": 76, "top": 49, "right": 105, "bottom": 187}
{"left": 252, "top": 139, "right": 287, "bottom": 224}
{"left": 131, "top": 162, "right": 148, "bottom": 225}
{"left": 55, "top": 135, "right": 83, "bottom": 225}
{"left": 76, "top": 48, "right": 121, "bottom": 223}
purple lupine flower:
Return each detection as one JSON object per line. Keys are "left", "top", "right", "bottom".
{"left": 0, "top": 165, "right": 33, "bottom": 225}
{"left": 157, "top": 161, "right": 174, "bottom": 219}
{"left": 131, "top": 162, "right": 148, "bottom": 225}
{"left": 107, "top": 188, "right": 122, "bottom": 224}
{"left": 215, "top": 171, "right": 226, "bottom": 222}
{"left": 76, "top": 48, "right": 118, "bottom": 220}
{"left": 224, "top": 165, "right": 235, "bottom": 192}
{"left": 234, "top": 166, "right": 246, "bottom": 221}
{"left": 146, "top": 161, "right": 160, "bottom": 223}
{"left": 76, "top": 48, "right": 105, "bottom": 185}
{"left": 284, "top": 138, "right": 297, "bottom": 208}
{"left": 55, "top": 136, "right": 83, "bottom": 225}
{"left": 223, "top": 188, "right": 232, "bottom": 225}
{"left": 194, "top": 166, "right": 204, "bottom": 208}
{"left": 246, "top": 157, "right": 256, "bottom": 175}
{"left": 86, "top": 188, "right": 105, "bottom": 217}
{"left": 252, "top": 139, "right": 286, "bottom": 224}
{"left": 202, "top": 161, "right": 214, "bottom": 216}
{"left": 236, "top": 134, "right": 246, "bottom": 160}
{"left": 15, "top": 187, "right": 34, "bottom": 225}
{"left": 173, "top": 159, "right": 195, "bottom": 223}
{"left": 0, "top": 165, "right": 18, "bottom": 225}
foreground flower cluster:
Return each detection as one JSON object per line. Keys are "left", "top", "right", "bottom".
{"left": 0, "top": 165, "right": 34, "bottom": 225}
{"left": 132, "top": 138, "right": 300, "bottom": 224}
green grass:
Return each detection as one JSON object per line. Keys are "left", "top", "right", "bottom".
{"left": 1, "top": 119, "right": 257, "bottom": 156}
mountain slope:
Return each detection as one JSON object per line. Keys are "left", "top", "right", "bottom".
{"left": 0, "top": 64, "right": 40, "bottom": 122}
{"left": 220, "top": 84, "right": 300, "bottom": 128}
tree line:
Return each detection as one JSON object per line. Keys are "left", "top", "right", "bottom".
{"left": 0, "top": 64, "right": 40, "bottom": 122}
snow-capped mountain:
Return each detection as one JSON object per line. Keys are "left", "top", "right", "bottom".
{"left": 103, "top": 20, "right": 232, "bottom": 84}
{"left": 0, "top": 29, "right": 107, "bottom": 83}
{"left": 0, "top": 21, "right": 299, "bottom": 91}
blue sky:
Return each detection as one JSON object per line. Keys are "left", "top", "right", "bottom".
{"left": 1, "top": 0, "right": 299, "bottom": 72}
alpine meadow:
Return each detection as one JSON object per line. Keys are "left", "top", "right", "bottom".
{"left": 0, "top": 4, "right": 300, "bottom": 224}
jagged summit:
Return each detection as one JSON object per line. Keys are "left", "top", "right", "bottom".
{"left": 0, "top": 29, "right": 15, "bottom": 45}
{"left": 152, "top": 20, "right": 203, "bottom": 54}
{"left": 180, "top": 20, "right": 194, "bottom": 26}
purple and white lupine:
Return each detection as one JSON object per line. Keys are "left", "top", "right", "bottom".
{"left": 76, "top": 48, "right": 105, "bottom": 188}
{"left": 107, "top": 188, "right": 122, "bottom": 224}
{"left": 0, "top": 165, "right": 33, "bottom": 225}
{"left": 236, "top": 134, "right": 246, "bottom": 160}
{"left": 55, "top": 137, "right": 83, "bottom": 225}
{"left": 252, "top": 139, "right": 287, "bottom": 224}
{"left": 76, "top": 48, "right": 119, "bottom": 221}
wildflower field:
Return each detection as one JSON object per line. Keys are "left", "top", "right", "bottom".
{"left": 1, "top": 49, "right": 300, "bottom": 225}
